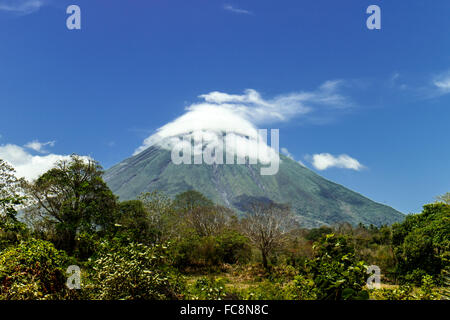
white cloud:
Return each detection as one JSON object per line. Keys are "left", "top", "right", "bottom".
{"left": 223, "top": 4, "right": 252, "bottom": 15}
{"left": 309, "top": 153, "right": 364, "bottom": 171}
{"left": 0, "top": 144, "right": 76, "bottom": 181}
{"left": 433, "top": 76, "right": 450, "bottom": 93}
{"left": 281, "top": 147, "right": 306, "bottom": 167}
{"left": 134, "top": 83, "right": 351, "bottom": 162}
{"left": 24, "top": 140, "right": 55, "bottom": 153}
{"left": 0, "top": 0, "right": 45, "bottom": 14}
{"left": 281, "top": 147, "right": 294, "bottom": 160}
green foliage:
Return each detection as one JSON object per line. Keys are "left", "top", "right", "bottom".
{"left": 239, "top": 280, "right": 288, "bottom": 300}
{"left": 235, "top": 275, "right": 316, "bottom": 300}
{"left": 187, "top": 277, "right": 228, "bottom": 300}
{"left": 0, "top": 159, "right": 28, "bottom": 247}
{"left": 305, "top": 226, "right": 333, "bottom": 242}
{"left": 26, "top": 155, "right": 118, "bottom": 254}
{"left": 307, "top": 234, "right": 369, "bottom": 300}
{"left": 0, "top": 239, "right": 71, "bottom": 300}
{"left": 0, "top": 160, "right": 446, "bottom": 303}
{"left": 87, "top": 241, "right": 184, "bottom": 300}
{"left": 416, "top": 275, "right": 439, "bottom": 300}
{"left": 174, "top": 190, "right": 214, "bottom": 213}
{"left": 435, "top": 192, "right": 450, "bottom": 205}
{"left": 392, "top": 203, "right": 450, "bottom": 284}
{"left": 284, "top": 275, "right": 317, "bottom": 300}
{"left": 173, "top": 231, "right": 251, "bottom": 271}
{"left": 371, "top": 275, "right": 439, "bottom": 300}
{"left": 371, "top": 285, "right": 414, "bottom": 300}
{"left": 215, "top": 230, "right": 252, "bottom": 264}
{"left": 114, "top": 199, "right": 158, "bottom": 244}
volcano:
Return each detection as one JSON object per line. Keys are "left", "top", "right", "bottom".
{"left": 104, "top": 145, "right": 404, "bottom": 228}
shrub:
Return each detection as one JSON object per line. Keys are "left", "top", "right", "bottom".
{"left": 416, "top": 275, "right": 439, "bottom": 300}
{"left": 0, "top": 239, "right": 71, "bottom": 300}
{"left": 239, "top": 280, "right": 288, "bottom": 300}
{"left": 284, "top": 275, "right": 317, "bottom": 300}
{"left": 87, "top": 241, "right": 185, "bottom": 300}
{"left": 187, "top": 277, "right": 228, "bottom": 300}
{"left": 173, "top": 231, "right": 251, "bottom": 271}
{"left": 371, "top": 285, "right": 414, "bottom": 300}
{"left": 307, "top": 234, "right": 369, "bottom": 300}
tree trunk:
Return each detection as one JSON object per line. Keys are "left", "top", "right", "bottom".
{"left": 262, "top": 251, "right": 268, "bottom": 270}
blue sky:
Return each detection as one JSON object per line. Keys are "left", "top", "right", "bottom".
{"left": 0, "top": 0, "right": 449, "bottom": 214}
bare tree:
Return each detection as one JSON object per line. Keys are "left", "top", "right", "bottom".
{"left": 241, "top": 202, "right": 296, "bottom": 269}
{"left": 187, "top": 205, "right": 234, "bottom": 237}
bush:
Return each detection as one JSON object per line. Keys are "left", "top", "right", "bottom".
{"left": 0, "top": 239, "right": 71, "bottom": 300}
{"left": 307, "top": 234, "right": 369, "bottom": 300}
{"left": 284, "top": 275, "right": 317, "bottom": 300}
{"left": 87, "top": 241, "right": 185, "bottom": 300}
{"left": 239, "top": 280, "right": 288, "bottom": 300}
{"left": 370, "top": 275, "right": 439, "bottom": 300}
{"left": 187, "top": 277, "right": 228, "bottom": 300}
{"left": 173, "top": 231, "right": 251, "bottom": 271}
{"left": 416, "top": 275, "right": 440, "bottom": 300}
{"left": 268, "top": 264, "right": 299, "bottom": 283}
{"left": 371, "top": 285, "right": 414, "bottom": 300}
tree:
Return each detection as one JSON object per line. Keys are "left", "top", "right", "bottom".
{"left": 25, "top": 155, "right": 117, "bottom": 254}
{"left": 173, "top": 190, "right": 233, "bottom": 237}
{"left": 173, "top": 190, "right": 214, "bottom": 214}
{"left": 115, "top": 192, "right": 177, "bottom": 244}
{"left": 436, "top": 192, "right": 450, "bottom": 205}
{"left": 0, "top": 159, "right": 27, "bottom": 237}
{"left": 186, "top": 205, "right": 234, "bottom": 237}
{"left": 392, "top": 202, "right": 450, "bottom": 284}
{"left": 138, "top": 191, "right": 177, "bottom": 243}
{"left": 241, "top": 202, "right": 296, "bottom": 269}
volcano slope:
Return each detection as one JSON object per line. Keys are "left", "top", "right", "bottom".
{"left": 104, "top": 145, "right": 404, "bottom": 228}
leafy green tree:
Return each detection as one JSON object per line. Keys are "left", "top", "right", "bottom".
{"left": 0, "top": 159, "right": 28, "bottom": 244}
{"left": 174, "top": 190, "right": 214, "bottom": 214}
{"left": 114, "top": 193, "right": 177, "bottom": 244}
{"left": 114, "top": 199, "right": 151, "bottom": 242}
{"left": 307, "top": 234, "right": 369, "bottom": 300}
{"left": 25, "top": 155, "right": 117, "bottom": 254}
{"left": 392, "top": 203, "right": 450, "bottom": 284}
{"left": 305, "top": 226, "right": 333, "bottom": 242}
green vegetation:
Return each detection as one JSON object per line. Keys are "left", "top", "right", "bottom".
{"left": 0, "top": 156, "right": 448, "bottom": 300}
